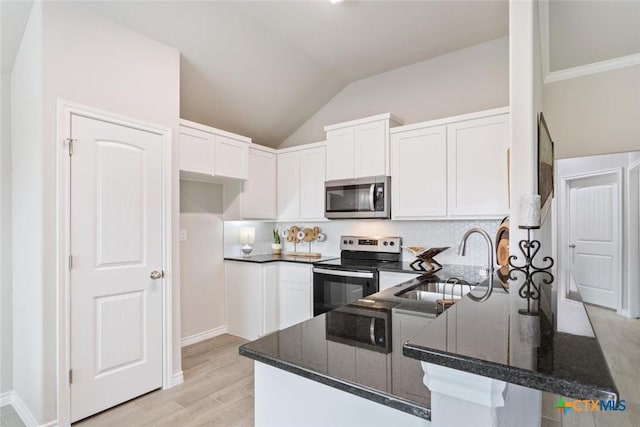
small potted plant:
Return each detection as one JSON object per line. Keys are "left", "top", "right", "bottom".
{"left": 272, "top": 229, "right": 282, "bottom": 255}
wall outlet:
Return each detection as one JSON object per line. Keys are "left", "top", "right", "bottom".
{"left": 478, "top": 268, "right": 488, "bottom": 278}
{"left": 180, "top": 229, "right": 188, "bottom": 242}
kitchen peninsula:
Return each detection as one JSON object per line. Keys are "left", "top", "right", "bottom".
{"left": 240, "top": 269, "right": 618, "bottom": 427}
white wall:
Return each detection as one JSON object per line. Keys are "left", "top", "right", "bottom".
{"left": 1, "top": 73, "right": 13, "bottom": 393}
{"left": 10, "top": 2, "right": 44, "bottom": 419}
{"left": 179, "top": 181, "right": 226, "bottom": 340}
{"left": 543, "top": 65, "right": 640, "bottom": 159}
{"left": 279, "top": 37, "right": 509, "bottom": 148}
{"left": 9, "top": 2, "right": 181, "bottom": 423}
{"left": 224, "top": 219, "right": 501, "bottom": 268}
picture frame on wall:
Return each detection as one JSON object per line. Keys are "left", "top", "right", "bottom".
{"left": 538, "top": 113, "right": 554, "bottom": 222}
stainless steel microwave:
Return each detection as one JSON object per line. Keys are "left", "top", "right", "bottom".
{"left": 324, "top": 176, "right": 390, "bottom": 219}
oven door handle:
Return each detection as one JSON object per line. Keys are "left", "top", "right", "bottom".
{"left": 313, "top": 268, "right": 374, "bottom": 279}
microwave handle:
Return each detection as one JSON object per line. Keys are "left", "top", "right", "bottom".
{"left": 369, "top": 184, "right": 375, "bottom": 211}
{"left": 369, "top": 318, "right": 376, "bottom": 345}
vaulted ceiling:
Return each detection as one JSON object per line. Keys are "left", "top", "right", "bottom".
{"left": 3, "top": 1, "right": 637, "bottom": 147}
{"left": 80, "top": 0, "right": 509, "bottom": 147}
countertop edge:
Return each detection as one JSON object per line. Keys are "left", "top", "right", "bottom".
{"left": 240, "top": 344, "right": 431, "bottom": 421}
{"left": 402, "top": 344, "right": 617, "bottom": 402}
{"left": 224, "top": 255, "right": 339, "bottom": 264}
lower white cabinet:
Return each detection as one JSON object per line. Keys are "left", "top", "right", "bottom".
{"left": 391, "top": 308, "right": 438, "bottom": 406}
{"left": 279, "top": 263, "right": 313, "bottom": 329}
{"left": 379, "top": 271, "right": 421, "bottom": 291}
{"left": 226, "top": 261, "right": 313, "bottom": 339}
{"left": 225, "top": 261, "right": 278, "bottom": 341}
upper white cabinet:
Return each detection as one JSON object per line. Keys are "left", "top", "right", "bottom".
{"left": 243, "top": 147, "right": 277, "bottom": 219}
{"left": 390, "top": 108, "right": 510, "bottom": 220}
{"left": 277, "top": 143, "right": 326, "bottom": 220}
{"left": 447, "top": 113, "right": 509, "bottom": 217}
{"left": 391, "top": 125, "right": 448, "bottom": 219}
{"left": 324, "top": 113, "right": 401, "bottom": 181}
{"left": 179, "top": 119, "right": 249, "bottom": 181}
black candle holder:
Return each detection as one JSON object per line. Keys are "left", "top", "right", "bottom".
{"left": 508, "top": 226, "right": 555, "bottom": 314}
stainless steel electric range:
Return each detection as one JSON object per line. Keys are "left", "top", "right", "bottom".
{"left": 312, "top": 236, "right": 402, "bottom": 316}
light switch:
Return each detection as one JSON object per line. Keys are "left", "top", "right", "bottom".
{"left": 180, "top": 229, "right": 188, "bottom": 242}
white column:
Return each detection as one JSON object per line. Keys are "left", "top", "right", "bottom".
{"left": 423, "top": 363, "right": 542, "bottom": 427}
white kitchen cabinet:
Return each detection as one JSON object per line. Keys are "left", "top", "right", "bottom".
{"left": 389, "top": 108, "right": 510, "bottom": 220}
{"left": 447, "top": 113, "right": 509, "bottom": 217}
{"left": 214, "top": 134, "right": 249, "bottom": 180}
{"left": 324, "top": 113, "right": 400, "bottom": 181}
{"left": 391, "top": 125, "right": 448, "bottom": 219}
{"left": 279, "top": 263, "right": 313, "bottom": 329}
{"left": 179, "top": 125, "right": 215, "bottom": 175}
{"left": 179, "top": 119, "right": 250, "bottom": 181}
{"left": 225, "top": 261, "right": 279, "bottom": 341}
{"left": 391, "top": 308, "right": 438, "bottom": 406}
{"left": 277, "top": 143, "right": 326, "bottom": 221}
{"left": 243, "top": 147, "right": 277, "bottom": 219}
{"left": 379, "top": 271, "right": 421, "bottom": 291}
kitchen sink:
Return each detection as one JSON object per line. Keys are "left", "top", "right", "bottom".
{"left": 394, "top": 279, "right": 475, "bottom": 304}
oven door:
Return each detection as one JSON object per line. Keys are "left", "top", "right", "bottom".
{"left": 312, "top": 267, "right": 378, "bottom": 316}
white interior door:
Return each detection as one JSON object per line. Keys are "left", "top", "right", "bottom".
{"left": 70, "top": 114, "right": 164, "bottom": 422}
{"left": 568, "top": 172, "right": 621, "bottom": 309}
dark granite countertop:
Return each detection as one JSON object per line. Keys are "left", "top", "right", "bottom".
{"left": 403, "top": 282, "right": 619, "bottom": 402}
{"left": 224, "top": 254, "right": 339, "bottom": 264}
{"left": 239, "top": 264, "right": 618, "bottom": 420}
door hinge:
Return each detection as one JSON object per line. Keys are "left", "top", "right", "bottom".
{"left": 65, "top": 138, "right": 76, "bottom": 156}
{"left": 68, "top": 255, "right": 73, "bottom": 270}
{"left": 69, "top": 369, "right": 73, "bottom": 384}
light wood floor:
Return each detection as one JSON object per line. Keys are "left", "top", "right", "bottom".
{"left": 74, "top": 334, "right": 253, "bottom": 427}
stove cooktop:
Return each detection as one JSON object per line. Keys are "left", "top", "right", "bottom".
{"left": 313, "top": 257, "right": 403, "bottom": 272}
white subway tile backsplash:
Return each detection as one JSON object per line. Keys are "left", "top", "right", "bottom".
{"left": 224, "top": 219, "right": 502, "bottom": 267}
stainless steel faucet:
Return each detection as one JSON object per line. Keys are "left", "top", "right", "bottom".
{"left": 457, "top": 228, "right": 495, "bottom": 301}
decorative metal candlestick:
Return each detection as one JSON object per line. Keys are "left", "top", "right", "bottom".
{"left": 508, "top": 226, "right": 555, "bottom": 314}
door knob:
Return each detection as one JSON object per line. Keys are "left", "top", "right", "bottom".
{"left": 569, "top": 244, "right": 576, "bottom": 248}
{"left": 150, "top": 270, "right": 163, "bottom": 280}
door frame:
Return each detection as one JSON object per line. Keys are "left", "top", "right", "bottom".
{"left": 56, "top": 100, "right": 174, "bottom": 426}
{"left": 627, "top": 159, "right": 640, "bottom": 318}
{"left": 558, "top": 167, "right": 623, "bottom": 312}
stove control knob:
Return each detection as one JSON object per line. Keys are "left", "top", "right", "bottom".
{"left": 348, "top": 240, "right": 354, "bottom": 245}
{"left": 343, "top": 240, "right": 348, "bottom": 245}
{"left": 383, "top": 241, "right": 388, "bottom": 246}
{"left": 389, "top": 241, "right": 395, "bottom": 246}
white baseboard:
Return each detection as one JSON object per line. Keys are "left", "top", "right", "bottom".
{"left": 0, "top": 391, "right": 58, "bottom": 427}
{"left": 0, "top": 391, "right": 11, "bottom": 406}
{"left": 181, "top": 326, "right": 227, "bottom": 347}
{"left": 172, "top": 371, "right": 184, "bottom": 387}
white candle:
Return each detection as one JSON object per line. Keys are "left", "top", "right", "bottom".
{"left": 520, "top": 195, "right": 541, "bottom": 227}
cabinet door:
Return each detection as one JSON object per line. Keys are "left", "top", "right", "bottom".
{"left": 447, "top": 114, "right": 509, "bottom": 217}
{"left": 391, "top": 310, "right": 434, "bottom": 406}
{"left": 325, "top": 127, "right": 354, "bottom": 181}
{"left": 299, "top": 146, "right": 326, "bottom": 219}
{"left": 179, "top": 126, "right": 214, "bottom": 175}
{"left": 277, "top": 152, "right": 301, "bottom": 220}
{"left": 214, "top": 135, "right": 249, "bottom": 180}
{"left": 279, "top": 264, "right": 312, "bottom": 329}
{"left": 262, "top": 264, "right": 279, "bottom": 336}
{"left": 225, "top": 261, "right": 263, "bottom": 341}
{"left": 244, "top": 148, "right": 277, "bottom": 219}
{"left": 391, "top": 126, "right": 447, "bottom": 219}
{"left": 354, "top": 120, "right": 387, "bottom": 178}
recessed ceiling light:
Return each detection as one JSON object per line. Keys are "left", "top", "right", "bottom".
{"left": 329, "top": 0, "right": 344, "bottom": 4}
